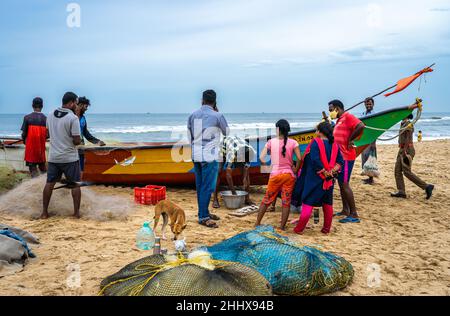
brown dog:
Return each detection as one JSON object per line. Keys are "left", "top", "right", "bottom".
{"left": 153, "top": 200, "right": 187, "bottom": 240}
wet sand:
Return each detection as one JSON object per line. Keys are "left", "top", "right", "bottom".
{"left": 0, "top": 140, "right": 449, "bottom": 296}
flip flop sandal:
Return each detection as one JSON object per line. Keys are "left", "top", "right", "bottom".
{"left": 333, "top": 211, "right": 348, "bottom": 217}
{"left": 339, "top": 217, "right": 361, "bottom": 224}
{"left": 200, "top": 220, "right": 218, "bottom": 228}
{"left": 209, "top": 214, "right": 221, "bottom": 221}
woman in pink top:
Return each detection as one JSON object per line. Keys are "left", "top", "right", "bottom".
{"left": 255, "top": 119, "right": 302, "bottom": 230}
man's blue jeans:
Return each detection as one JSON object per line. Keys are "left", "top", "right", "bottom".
{"left": 194, "top": 161, "right": 219, "bottom": 223}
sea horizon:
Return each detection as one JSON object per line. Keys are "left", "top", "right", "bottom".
{"left": 2, "top": 111, "right": 450, "bottom": 145}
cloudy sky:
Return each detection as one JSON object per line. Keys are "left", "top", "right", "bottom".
{"left": 0, "top": 0, "right": 449, "bottom": 113}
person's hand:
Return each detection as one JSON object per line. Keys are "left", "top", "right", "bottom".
{"left": 348, "top": 141, "right": 355, "bottom": 149}
{"left": 231, "top": 190, "right": 237, "bottom": 195}
{"left": 98, "top": 141, "right": 106, "bottom": 146}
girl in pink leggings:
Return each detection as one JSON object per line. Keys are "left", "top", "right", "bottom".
{"left": 293, "top": 121, "right": 343, "bottom": 234}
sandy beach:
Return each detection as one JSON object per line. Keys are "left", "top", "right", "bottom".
{"left": 0, "top": 139, "right": 449, "bottom": 296}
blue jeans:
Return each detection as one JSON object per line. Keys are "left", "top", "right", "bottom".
{"left": 194, "top": 161, "right": 219, "bottom": 223}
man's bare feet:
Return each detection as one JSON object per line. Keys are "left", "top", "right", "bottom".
{"left": 40, "top": 212, "right": 49, "bottom": 219}
{"left": 212, "top": 200, "right": 220, "bottom": 208}
{"left": 73, "top": 213, "right": 81, "bottom": 219}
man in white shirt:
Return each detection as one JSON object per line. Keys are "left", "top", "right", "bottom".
{"left": 42, "top": 92, "right": 82, "bottom": 219}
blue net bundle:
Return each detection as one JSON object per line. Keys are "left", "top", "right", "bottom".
{"left": 207, "top": 226, "right": 354, "bottom": 296}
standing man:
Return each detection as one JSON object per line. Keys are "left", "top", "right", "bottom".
{"left": 188, "top": 90, "right": 229, "bottom": 228}
{"left": 42, "top": 92, "right": 82, "bottom": 219}
{"left": 391, "top": 103, "right": 434, "bottom": 199}
{"left": 361, "top": 97, "right": 377, "bottom": 185}
{"left": 21, "top": 97, "right": 48, "bottom": 178}
{"left": 76, "top": 97, "right": 106, "bottom": 172}
{"left": 328, "top": 100, "right": 365, "bottom": 224}
{"left": 212, "top": 136, "right": 256, "bottom": 208}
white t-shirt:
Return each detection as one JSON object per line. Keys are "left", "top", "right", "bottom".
{"left": 46, "top": 108, "right": 81, "bottom": 163}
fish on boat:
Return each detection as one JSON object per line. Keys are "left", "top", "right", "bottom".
{"left": 79, "top": 106, "right": 413, "bottom": 186}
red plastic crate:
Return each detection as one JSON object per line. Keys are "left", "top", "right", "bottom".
{"left": 134, "top": 185, "right": 166, "bottom": 205}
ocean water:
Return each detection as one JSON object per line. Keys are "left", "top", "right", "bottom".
{"left": 1, "top": 112, "right": 449, "bottom": 144}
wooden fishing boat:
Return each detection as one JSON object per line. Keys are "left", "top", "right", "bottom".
{"left": 79, "top": 106, "right": 414, "bottom": 186}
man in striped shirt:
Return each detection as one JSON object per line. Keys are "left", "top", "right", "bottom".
{"left": 328, "top": 100, "right": 365, "bottom": 224}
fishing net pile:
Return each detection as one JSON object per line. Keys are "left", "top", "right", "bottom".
{"left": 207, "top": 226, "right": 354, "bottom": 296}
{"left": 0, "top": 176, "right": 133, "bottom": 221}
{"left": 99, "top": 250, "right": 272, "bottom": 296}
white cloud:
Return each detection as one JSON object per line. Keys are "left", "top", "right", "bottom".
{"left": 10, "top": 0, "right": 450, "bottom": 69}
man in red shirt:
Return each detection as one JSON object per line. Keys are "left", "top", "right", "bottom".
{"left": 328, "top": 100, "right": 365, "bottom": 223}
{"left": 21, "top": 97, "right": 48, "bottom": 178}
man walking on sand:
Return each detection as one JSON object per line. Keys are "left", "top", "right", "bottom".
{"left": 42, "top": 92, "right": 82, "bottom": 219}
{"left": 328, "top": 100, "right": 365, "bottom": 224}
{"left": 188, "top": 90, "right": 229, "bottom": 228}
{"left": 391, "top": 102, "right": 434, "bottom": 200}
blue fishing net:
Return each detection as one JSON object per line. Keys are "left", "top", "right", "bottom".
{"left": 207, "top": 226, "right": 353, "bottom": 296}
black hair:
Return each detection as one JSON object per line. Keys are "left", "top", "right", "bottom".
{"left": 78, "top": 96, "right": 90, "bottom": 106}
{"left": 62, "top": 92, "right": 78, "bottom": 105}
{"left": 328, "top": 99, "right": 345, "bottom": 110}
{"left": 32, "top": 97, "right": 43, "bottom": 109}
{"left": 317, "top": 121, "right": 335, "bottom": 144}
{"left": 365, "top": 97, "right": 375, "bottom": 105}
{"left": 276, "top": 119, "right": 291, "bottom": 157}
{"left": 405, "top": 114, "right": 414, "bottom": 120}
{"left": 202, "top": 90, "right": 216, "bottom": 105}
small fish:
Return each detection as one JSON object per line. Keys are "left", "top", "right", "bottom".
{"left": 114, "top": 156, "right": 136, "bottom": 167}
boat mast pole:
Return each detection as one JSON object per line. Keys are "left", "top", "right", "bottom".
{"left": 344, "top": 63, "right": 435, "bottom": 113}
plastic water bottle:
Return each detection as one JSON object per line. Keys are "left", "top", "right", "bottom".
{"left": 136, "top": 222, "right": 155, "bottom": 251}
{"left": 313, "top": 209, "right": 320, "bottom": 224}
{"left": 153, "top": 237, "right": 161, "bottom": 255}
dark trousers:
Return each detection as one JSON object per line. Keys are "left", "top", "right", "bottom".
{"left": 394, "top": 148, "right": 427, "bottom": 194}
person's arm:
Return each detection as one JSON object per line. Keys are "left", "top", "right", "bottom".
{"left": 218, "top": 114, "right": 229, "bottom": 136}
{"left": 45, "top": 117, "right": 50, "bottom": 140}
{"left": 349, "top": 122, "right": 365, "bottom": 147}
{"left": 260, "top": 145, "right": 269, "bottom": 165}
{"left": 402, "top": 126, "right": 414, "bottom": 156}
{"left": 333, "top": 148, "right": 344, "bottom": 176}
{"left": 83, "top": 120, "right": 104, "bottom": 146}
{"left": 292, "top": 146, "right": 302, "bottom": 175}
{"left": 73, "top": 135, "right": 82, "bottom": 146}
{"left": 21, "top": 117, "right": 28, "bottom": 144}
{"left": 187, "top": 116, "right": 194, "bottom": 144}
{"left": 225, "top": 167, "right": 236, "bottom": 195}
{"left": 71, "top": 116, "right": 82, "bottom": 146}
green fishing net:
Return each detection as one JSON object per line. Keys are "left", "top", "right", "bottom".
{"left": 99, "top": 252, "right": 272, "bottom": 296}
{"left": 207, "top": 226, "right": 354, "bottom": 296}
